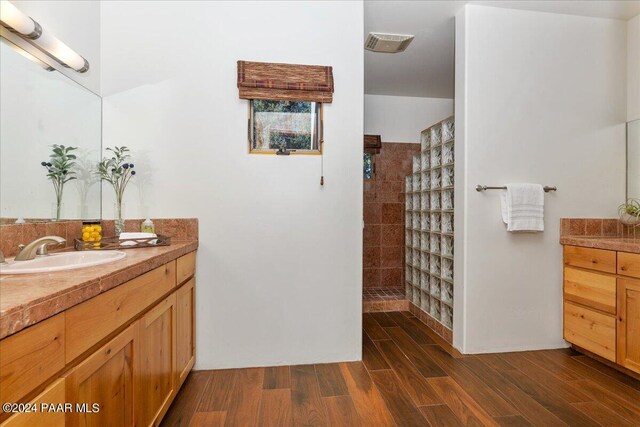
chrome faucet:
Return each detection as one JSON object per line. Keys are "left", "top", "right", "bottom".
{"left": 14, "top": 236, "right": 66, "bottom": 261}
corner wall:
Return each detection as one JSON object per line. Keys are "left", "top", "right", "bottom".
{"left": 100, "top": 1, "right": 364, "bottom": 368}
{"left": 456, "top": 5, "right": 627, "bottom": 353}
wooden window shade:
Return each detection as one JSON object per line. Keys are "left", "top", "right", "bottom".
{"left": 237, "top": 60, "right": 334, "bottom": 103}
{"left": 364, "top": 134, "right": 381, "bottom": 154}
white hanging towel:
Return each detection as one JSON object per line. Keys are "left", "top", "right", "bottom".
{"left": 500, "top": 183, "right": 544, "bottom": 232}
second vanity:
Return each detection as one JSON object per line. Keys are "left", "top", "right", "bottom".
{"left": 0, "top": 242, "right": 197, "bottom": 427}
{"left": 561, "top": 234, "right": 640, "bottom": 377}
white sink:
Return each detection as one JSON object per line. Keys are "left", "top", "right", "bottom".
{"left": 0, "top": 251, "right": 126, "bottom": 275}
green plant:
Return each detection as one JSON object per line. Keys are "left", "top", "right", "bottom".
{"left": 41, "top": 145, "right": 77, "bottom": 220}
{"left": 97, "top": 146, "right": 136, "bottom": 233}
{"left": 618, "top": 198, "right": 640, "bottom": 225}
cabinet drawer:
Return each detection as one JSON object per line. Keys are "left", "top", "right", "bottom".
{"left": 564, "top": 267, "right": 616, "bottom": 314}
{"left": 177, "top": 251, "right": 196, "bottom": 285}
{"left": 1, "top": 379, "right": 65, "bottom": 427}
{"left": 0, "top": 314, "right": 65, "bottom": 412}
{"left": 66, "top": 261, "right": 176, "bottom": 362}
{"left": 618, "top": 252, "right": 640, "bottom": 279}
{"left": 564, "top": 301, "right": 616, "bottom": 362}
{"left": 564, "top": 246, "right": 616, "bottom": 274}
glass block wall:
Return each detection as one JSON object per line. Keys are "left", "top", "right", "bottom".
{"left": 405, "top": 116, "right": 454, "bottom": 332}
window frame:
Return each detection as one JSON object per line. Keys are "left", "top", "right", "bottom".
{"left": 247, "top": 100, "right": 323, "bottom": 155}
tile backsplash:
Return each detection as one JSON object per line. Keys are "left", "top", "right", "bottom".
{"left": 0, "top": 218, "right": 198, "bottom": 258}
{"left": 560, "top": 217, "right": 637, "bottom": 239}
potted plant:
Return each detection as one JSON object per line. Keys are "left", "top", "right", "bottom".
{"left": 41, "top": 145, "right": 77, "bottom": 221}
{"left": 618, "top": 199, "right": 640, "bottom": 226}
{"left": 97, "top": 146, "right": 136, "bottom": 235}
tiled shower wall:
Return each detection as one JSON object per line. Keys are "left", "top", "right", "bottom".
{"left": 363, "top": 142, "right": 421, "bottom": 289}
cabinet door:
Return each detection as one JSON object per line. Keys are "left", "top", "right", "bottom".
{"left": 618, "top": 278, "right": 640, "bottom": 374}
{"left": 138, "top": 294, "right": 177, "bottom": 427}
{"left": 176, "top": 278, "right": 195, "bottom": 387}
{"left": 64, "top": 323, "right": 138, "bottom": 427}
{"left": 2, "top": 379, "right": 66, "bottom": 427}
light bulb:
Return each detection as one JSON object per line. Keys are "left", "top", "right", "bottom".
{"left": 0, "top": 0, "right": 40, "bottom": 39}
{"left": 0, "top": 0, "right": 88, "bottom": 72}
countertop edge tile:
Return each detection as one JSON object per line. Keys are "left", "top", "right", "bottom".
{"left": 0, "top": 240, "right": 198, "bottom": 339}
{"left": 560, "top": 236, "right": 640, "bottom": 254}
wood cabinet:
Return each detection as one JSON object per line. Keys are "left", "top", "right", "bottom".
{"left": 65, "top": 262, "right": 176, "bottom": 362}
{"left": 176, "top": 278, "right": 195, "bottom": 387}
{"left": 618, "top": 252, "right": 640, "bottom": 279}
{"left": 618, "top": 278, "right": 640, "bottom": 373}
{"left": 564, "top": 245, "right": 616, "bottom": 274}
{"left": 563, "top": 301, "right": 616, "bottom": 361}
{"left": 176, "top": 252, "right": 196, "bottom": 286}
{"left": 138, "top": 294, "right": 177, "bottom": 427}
{"left": 2, "top": 379, "right": 66, "bottom": 427}
{"left": 0, "top": 250, "right": 197, "bottom": 427}
{"left": 564, "top": 267, "right": 616, "bottom": 314}
{"left": 64, "top": 324, "right": 138, "bottom": 427}
{"left": 0, "top": 314, "right": 65, "bottom": 416}
{"left": 563, "top": 245, "right": 640, "bottom": 375}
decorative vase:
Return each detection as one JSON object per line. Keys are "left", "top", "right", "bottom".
{"left": 115, "top": 201, "right": 125, "bottom": 235}
{"left": 51, "top": 201, "right": 64, "bottom": 221}
{"left": 619, "top": 212, "right": 640, "bottom": 227}
{"left": 55, "top": 193, "right": 63, "bottom": 220}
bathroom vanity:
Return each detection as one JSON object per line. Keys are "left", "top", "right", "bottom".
{"left": 561, "top": 236, "right": 640, "bottom": 377}
{"left": 0, "top": 243, "right": 197, "bottom": 426}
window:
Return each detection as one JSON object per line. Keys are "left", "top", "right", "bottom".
{"left": 249, "top": 100, "right": 322, "bottom": 154}
{"left": 364, "top": 153, "right": 374, "bottom": 179}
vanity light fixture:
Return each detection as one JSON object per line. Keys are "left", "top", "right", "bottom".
{"left": 1, "top": 37, "right": 54, "bottom": 71}
{"left": 0, "top": 0, "right": 89, "bottom": 73}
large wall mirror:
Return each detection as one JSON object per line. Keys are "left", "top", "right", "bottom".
{"left": 0, "top": 38, "right": 101, "bottom": 223}
{"left": 629, "top": 119, "right": 640, "bottom": 200}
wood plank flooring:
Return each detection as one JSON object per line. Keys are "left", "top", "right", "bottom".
{"left": 161, "top": 311, "right": 640, "bottom": 426}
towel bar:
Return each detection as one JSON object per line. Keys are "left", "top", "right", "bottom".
{"left": 475, "top": 185, "right": 557, "bottom": 192}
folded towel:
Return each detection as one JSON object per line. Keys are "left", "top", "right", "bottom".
{"left": 500, "top": 183, "right": 544, "bottom": 232}
{"left": 119, "top": 232, "right": 158, "bottom": 246}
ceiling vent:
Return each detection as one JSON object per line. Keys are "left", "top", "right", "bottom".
{"left": 365, "top": 33, "right": 414, "bottom": 53}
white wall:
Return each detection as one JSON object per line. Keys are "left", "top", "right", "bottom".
{"left": 101, "top": 1, "right": 364, "bottom": 369}
{"left": 364, "top": 94, "right": 453, "bottom": 143}
{"left": 12, "top": 0, "right": 101, "bottom": 94}
{"left": 456, "top": 5, "right": 627, "bottom": 354}
{"left": 629, "top": 14, "right": 640, "bottom": 121}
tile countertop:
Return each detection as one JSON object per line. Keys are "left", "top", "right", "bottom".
{"left": 560, "top": 236, "right": 640, "bottom": 254}
{"left": 0, "top": 240, "right": 198, "bottom": 339}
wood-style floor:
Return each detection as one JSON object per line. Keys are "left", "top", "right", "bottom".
{"left": 161, "top": 311, "right": 640, "bottom": 426}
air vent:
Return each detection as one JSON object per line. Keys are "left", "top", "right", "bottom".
{"left": 365, "top": 33, "right": 414, "bottom": 53}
